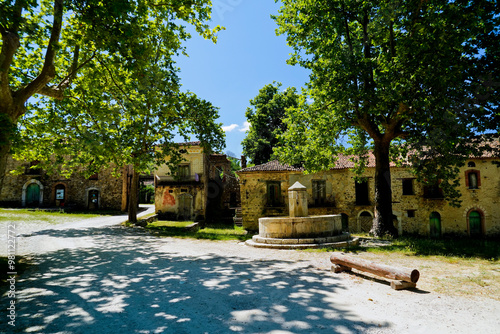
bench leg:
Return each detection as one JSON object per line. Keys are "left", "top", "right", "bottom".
{"left": 390, "top": 280, "right": 417, "bottom": 290}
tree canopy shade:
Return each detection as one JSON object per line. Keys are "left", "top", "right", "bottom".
{"left": 241, "top": 82, "right": 300, "bottom": 165}
{"left": 273, "top": 0, "right": 499, "bottom": 236}
{"left": 0, "top": 0, "right": 223, "bottom": 191}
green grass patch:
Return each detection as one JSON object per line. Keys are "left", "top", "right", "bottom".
{"left": 0, "top": 208, "right": 113, "bottom": 225}
{"left": 307, "top": 235, "right": 500, "bottom": 261}
{"left": 146, "top": 221, "right": 251, "bottom": 241}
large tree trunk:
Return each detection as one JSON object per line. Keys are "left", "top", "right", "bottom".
{"left": 371, "top": 139, "right": 398, "bottom": 237}
{"left": 128, "top": 167, "right": 140, "bottom": 224}
{"left": 0, "top": 111, "right": 18, "bottom": 191}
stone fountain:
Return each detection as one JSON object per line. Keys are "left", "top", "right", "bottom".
{"left": 246, "top": 182, "right": 358, "bottom": 249}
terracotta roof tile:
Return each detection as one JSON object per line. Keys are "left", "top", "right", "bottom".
{"left": 239, "top": 160, "right": 304, "bottom": 172}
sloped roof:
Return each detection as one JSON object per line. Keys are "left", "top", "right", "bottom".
{"left": 239, "top": 141, "right": 499, "bottom": 173}
{"left": 239, "top": 160, "right": 304, "bottom": 173}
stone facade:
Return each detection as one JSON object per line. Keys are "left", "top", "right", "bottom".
{"left": 237, "top": 155, "right": 500, "bottom": 237}
{"left": 154, "top": 142, "right": 241, "bottom": 221}
{"left": 0, "top": 156, "right": 127, "bottom": 210}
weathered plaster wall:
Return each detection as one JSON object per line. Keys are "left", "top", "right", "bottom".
{"left": 154, "top": 145, "right": 209, "bottom": 220}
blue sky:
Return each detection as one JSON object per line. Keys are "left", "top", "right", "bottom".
{"left": 175, "top": 0, "right": 311, "bottom": 158}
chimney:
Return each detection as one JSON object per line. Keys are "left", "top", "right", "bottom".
{"left": 241, "top": 155, "right": 247, "bottom": 169}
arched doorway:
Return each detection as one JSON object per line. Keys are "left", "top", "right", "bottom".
{"left": 468, "top": 211, "right": 483, "bottom": 237}
{"left": 55, "top": 184, "right": 66, "bottom": 207}
{"left": 358, "top": 211, "right": 373, "bottom": 233}
{"left": 22, "top": 180, "right": 44, "bottom": 207}
{"left": 429, "top": 212, "right": 441, "bottom": 238}
{"left": 88, "top": 189, "right": 100, "bottom": 210}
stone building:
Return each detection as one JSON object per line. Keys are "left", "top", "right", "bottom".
{"left": 0, "top": 155, "right": 129, "bottom": 211}
{"left": 237, "top": 151, "right": 500, "bottom": 237}
{"left": 154, "top": 142, "right": 240, "bottom": 221}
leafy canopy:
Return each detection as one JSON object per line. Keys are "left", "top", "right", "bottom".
{"left": 274, "top": 0, "right": 499, "bottom": 204}
{"left": 242, "top": 82, "right": 300, "bottom": 165}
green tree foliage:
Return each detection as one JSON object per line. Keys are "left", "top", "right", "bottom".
{"left": 274, "top": 0, "right": 499, "bottom": 236}
{"left": 13, "top": 29, "right": 225, "bottom": 223}
{"left": 0, "top": 0, "right": 222, "bottom": 191}
{"left": 242, "top": 82, "right": 300, "bottom": 165}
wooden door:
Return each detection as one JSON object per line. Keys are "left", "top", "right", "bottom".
{"left": 26, "top": 183, "right": 40, "bottom": 206}
{"left": 429, "top": 212, "right": 441, "bottom": 238}
{"left": 469, "top": 211, "right": 482, "bottom": 236}
{"left": 178, "top": 195, "right": 193, "bottom": 221}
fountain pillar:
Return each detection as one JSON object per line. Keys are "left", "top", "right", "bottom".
{"left": 288, "top": 181, "right": 308, "bottom": 217}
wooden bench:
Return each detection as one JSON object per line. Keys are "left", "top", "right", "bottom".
{"left": 330, "top": 252, "right": 420, "bottom": 290}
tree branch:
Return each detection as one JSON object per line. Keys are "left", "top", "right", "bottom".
{"left": 15, "top": 0, "right": 64, "bottom": 105}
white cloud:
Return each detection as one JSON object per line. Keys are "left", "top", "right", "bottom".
{"left": 222, "top": 124, "right": 240, "bottom": 132}
{"left": 239, "top": 121, "right": 250, "bottom": 132}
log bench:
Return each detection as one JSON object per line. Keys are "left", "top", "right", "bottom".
{"left": 330, "top": 252, "right": 420, "bottom": 290}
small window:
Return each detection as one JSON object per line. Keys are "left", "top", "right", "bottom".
{"left": 177, "top": 165, "right": 190, "bottom": 180}
{"left": 181, "top": 189, "right": 187, "bottom": 193}
{"left": 312, "top": 180, "right": 326, "bottom": 205}
{"left": 465, "top": 170, "right": 481, "bottom": 189}
{"left": 402, "top": 179, "right": 414, "bottom": 195}
{"left": 468, "top": 161, "right": 476, "bottom": 168}
{"left": 407, "top": 210, "right": 416, "bottom": 218}
{"left": 267, "top": 181, "right": 282, "bottom": 207}
{"left": 26, "top": 161, "right": 42, "bottom": 175}
{"left": 424, "top": 182, "right": 443, "bottom": 199}
{"left": 355, "top": 180, "right": 370, "bottom": 205}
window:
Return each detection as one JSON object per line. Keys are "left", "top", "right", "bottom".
{"left": 407, "top": 210, "right": 416, "bottom": 218}
{"left": 26, "top": 161, "right": 42, "bottom": 175}
{"left": 177, "top": 165, "right": 190, "bottom": 180}
{"left": 267, "top": 181, "right": 282, "bottom": 207}
{"left": 465, "top": 170, "right": 480, "bottom": 189}
{"left": 468, "top": 161, "right": 476, "bottom": 168}
{"left": 402, "top": 179, "right": 414, "bottom": 195}
{"left": 355, "top": 180, "right": 370, "bottom": 205}
{"left": 312, "top": 180, "right": 326, "bottom": 206}
{"left": 423, "top": 182, "right": 443, "bottom": 199}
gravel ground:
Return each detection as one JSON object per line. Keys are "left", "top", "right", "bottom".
{"left": 1, "top": 209, "right": 499, "bottom": 334}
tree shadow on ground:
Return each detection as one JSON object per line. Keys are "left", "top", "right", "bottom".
{"left": 1, "top": 227, "right": 390, "bottom": 334}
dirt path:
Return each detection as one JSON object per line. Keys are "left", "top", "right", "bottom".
{"left": 1, "top": 217, "right": 499, "bottom": 333}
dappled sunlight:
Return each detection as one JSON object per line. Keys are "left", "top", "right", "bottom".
{"left": 0, "top": 226, "right": 390, "bottom": 333}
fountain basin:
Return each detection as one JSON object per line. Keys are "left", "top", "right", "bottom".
{"left": 258, "top": 215, "right": 342, "bottom": 239}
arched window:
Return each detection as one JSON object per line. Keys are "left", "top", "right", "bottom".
{"left": 55, "top": 184, "right": 66, "bottom": 206}
{"left": 468, "top": 211, "right": 483, "bottom": 237}
{"left": 468, "top": 161, "right": 476, "bottom": 168}
{"left": 429, "top": 212, "right": 441, "bottom": 238}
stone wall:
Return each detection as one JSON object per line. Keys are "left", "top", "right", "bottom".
{"left": 0, "top": 156, "right": 125, "bottom": 210}
{"left": 238, "top": 158, "right": 500, "bottom": 236}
